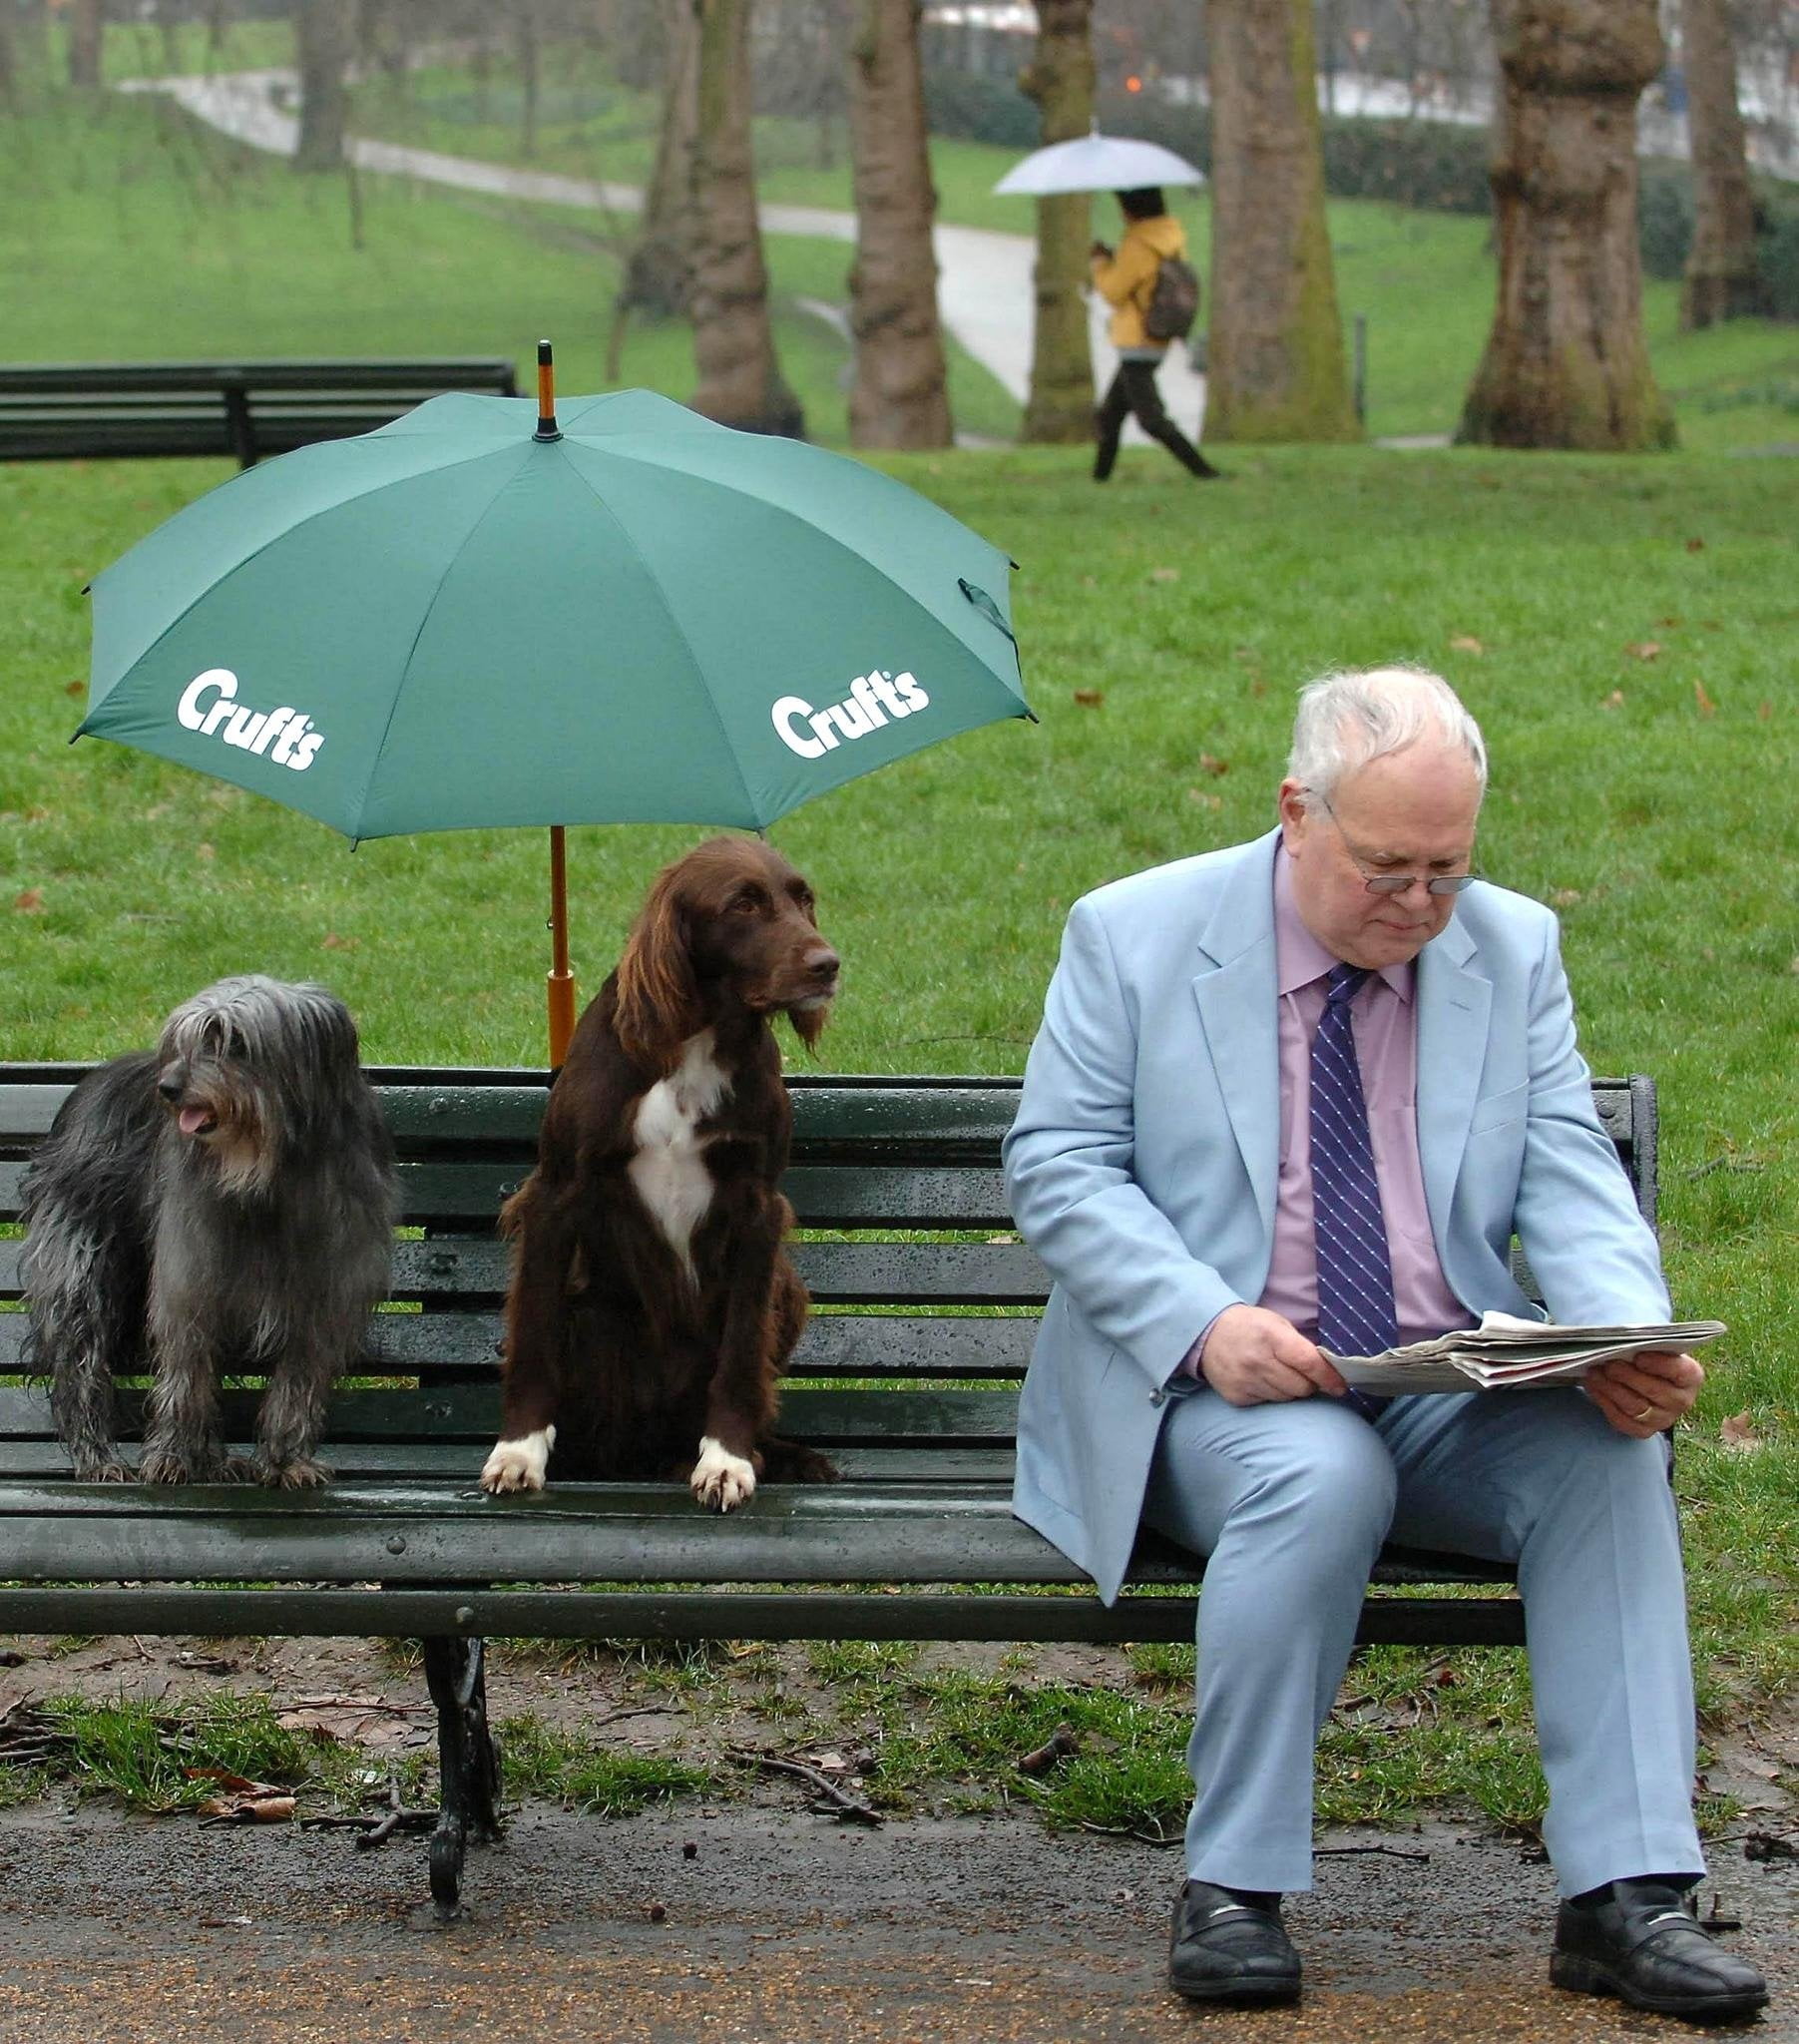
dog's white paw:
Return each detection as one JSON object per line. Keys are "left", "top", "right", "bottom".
{"left": 481, "top": 1426, "right": 555, "bottom": 1494}
{"left": 690, "top": 1435, "right": 756, "bottom": 1512}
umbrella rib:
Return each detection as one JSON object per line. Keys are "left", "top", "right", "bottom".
{"left": 89, "top": 439, "right": 533, "bottom": 739}
{"left": 553, "top": 452, "right": 764, "bottom": 830}
{"left": 561, "top": 439, "right": 1026, "bottom": 708}
{"left": 352, "top": 439, "right": 540, "bottom": 837}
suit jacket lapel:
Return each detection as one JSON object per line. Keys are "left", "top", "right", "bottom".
{"left": 1416, "top": 914, "right": 1491, "bottom": 1252}
{"left": 1190, "top": 833, "right": 1281, "bottom": 1240}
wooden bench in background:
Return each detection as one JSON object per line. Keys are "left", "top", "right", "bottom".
{"left": 0, "top": 357, "right": 521, "bottom": 467}
{"left": 0, "top": 1067, "right": 1660, "bottom": 1917}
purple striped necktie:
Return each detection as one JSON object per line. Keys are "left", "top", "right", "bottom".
{"left": 1310, "top": 963, "right": 1397, "bottom": 1421}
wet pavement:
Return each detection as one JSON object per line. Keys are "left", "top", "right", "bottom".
{"left": 1, "top": 1802, "right": 1791, "bottom": 2042}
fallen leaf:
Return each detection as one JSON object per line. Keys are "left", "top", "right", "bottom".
{"left": 1625, "top": 641, "right": 1662, "bottom": 662}
{"left": 197, "top": 842, "right": 216, "bottom": 861}
{"left": 1758, "top": 701, "right": 1772, "bottom": 721}
{"left": 196, "top": 1794, "right": 296, "bottom": 1824}
{"left": 1449, "top": 635, "right": 1484, "bottom": 654}
{"left": 1186, "top": 789, "right": 1222, "bottom": 810}
{"left": 63, "top": 680, "right": 84, "bottom": 698}
{"left": 1600, "top": 691, "right": 1624, "bottom": 711}
{"left": 1719, "top": 1411, "right": 1761, "bottom": 1452}
{"left": 1685, "top": 536, "right": 1705, "bottom": 552}
{"left": 1694, "top": 680, "right": 1716, "bottom": 718}
{"left": 1550, "top": 888, "right": 1581, "bottom": 907}
{"left": 1147, "top": 566, "right": 1178, "bottom": 583}
{"left": 1198, "top": 753, "right": 1229, "bottom": 776}
{"left": 320, "top": 932, "right": 357, "bottom": 951}
{"left": 1789, "top": 956, "right": 1799, "bottom": 976}
{"left": 1657, "top": 617, "right": 1682, "bottom": 629}
{"left": 13, "top": 889, "right": 43, "bottom": 913}
{"left": 1072, "top": 689, "right": 1104, "bottom": 708}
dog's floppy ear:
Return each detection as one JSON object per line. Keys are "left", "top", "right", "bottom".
{"left": 614, "top": 868, "right": 703, "bottom": 1072}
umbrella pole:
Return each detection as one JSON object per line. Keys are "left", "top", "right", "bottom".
{"left": 547, "top": 824, "right": 577, "bottom": 1070}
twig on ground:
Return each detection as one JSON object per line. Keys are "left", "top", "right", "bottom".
{"left": 298, "top": 1771, "right": 437, "bottom": 1846}
{"left": 1315, "top": 1843, "right": 1432, "bottom": 1862}
{"left": 726, "top": 1748, "right": 882, "bottom": 1826}
{"left": 1076, "top": 1817, "right": 1182, "bottom": 1846}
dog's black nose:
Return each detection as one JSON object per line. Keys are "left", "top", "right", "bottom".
{"left": 156, "top": 1063, "right": 187, "bottom": 1102}
{"left": 807, "top": 947, "right": 841, "bottom": 985}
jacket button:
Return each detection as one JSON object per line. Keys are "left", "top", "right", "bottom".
{"left": 1149, "top": 1387, "right": 1167, "bottom": 1408}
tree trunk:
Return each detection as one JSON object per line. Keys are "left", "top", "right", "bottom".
{"left": 846, "top": 0, "right": 952, "bottom": 449}
{"left": 1680, "top": 0, "right": 1764, "bottom": 326}
{"left": 293, "top": 0, "right": 352, "bottom": 173}
{"left": 68, "top": 0, "right": 103, "bottom": 90}
{"left": 619, "top": 1, "right": 700, "bottom": 319}
{"left": 687, "top": 0, "right": 805, "bottom": 438}
{"left": 517, "top": 0, "right": 541, "bottom": 161}
{"left": 1018, "top": 0, "right": 1094, "bottom": 445}
{"left": 1459, "top": 1, "right": 1673, "bottom": 449}
{"left": 1205, "top": 0, "right": 1358, "bottom": 443}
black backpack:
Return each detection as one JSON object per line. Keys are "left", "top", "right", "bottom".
{"left": 1143, "top": 255, "right": 1201, "bottom": 341}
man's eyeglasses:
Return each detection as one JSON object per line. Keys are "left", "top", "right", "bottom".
{"left": 1313, "top": 791, "right": 1478, "bottom": 897}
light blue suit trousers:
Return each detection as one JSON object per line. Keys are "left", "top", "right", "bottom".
{"left": 1142, "top": 1384, "right": 1700, "bottom": 1895}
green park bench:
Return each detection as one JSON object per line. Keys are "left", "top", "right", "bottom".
{"left": 0, "top": 357, "right": 521, "bottom": 467}
{"left": 0, "top": 1065, "right": 1660, "bottom": 1916}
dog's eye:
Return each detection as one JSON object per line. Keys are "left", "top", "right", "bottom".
{"left": 729, "top": 891, "right": 762, "bottom": 915}
{"left": 225, "top": 1030, "right": 247, "bottom": 1059}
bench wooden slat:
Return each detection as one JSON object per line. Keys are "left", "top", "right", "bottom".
{"left": 0, "top": 1308, "right": 1038, "bottom": 1380}
{"left": 0, "top": 1381, "right": 1024, "bottom": 1446}
{"left": 387, "top": 1161, "right": 1014, "bottom": 1229}
{"left": 0, "top": 1237, "right": 1048, "bottom": 1302}
{"left": 0, "top": 1584, "right": 1526, "bottom": 1648}
{"left": 0, "top": 358, "right": 523, "bottom": 394}
{"left": 0, "top": 1441, "right": 1020, "bottom": 1483}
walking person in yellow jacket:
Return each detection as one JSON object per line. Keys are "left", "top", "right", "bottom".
{"left": 1090, "top": 188, "right": 1221, "bottom": 482}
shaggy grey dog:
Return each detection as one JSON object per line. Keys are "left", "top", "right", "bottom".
{"left": 21, "top": 976, "right": 396, "bottom": 1486}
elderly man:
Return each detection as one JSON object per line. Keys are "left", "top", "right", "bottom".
{"left": 1002, "top": 668, "right": 1767, "bottom": 2019}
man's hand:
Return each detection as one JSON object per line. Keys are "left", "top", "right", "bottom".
{"left": 1197, "top": 1305, "right": 1349, "bottom": 1407}
{"left": 1584, "top": 1348, "right": 1703, "bottom": 1437}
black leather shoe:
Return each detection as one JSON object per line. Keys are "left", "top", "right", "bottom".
{"left": 1552, "top": 1880, "right": 1769, "bottom": 2022}
{"left": 1167, "top": 1879, "right": 1301, "bottom": 2004}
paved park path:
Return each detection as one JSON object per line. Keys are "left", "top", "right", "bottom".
{"left": 125, "top": 68, "right": 1207, "bottom": 447}
{"left": 3, "top": 1799, "right": 1794, "bottom": 2044}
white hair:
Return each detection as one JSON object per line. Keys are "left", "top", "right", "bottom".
{"left": 1285, "top": 665, "right": 1487, "bottom": 805}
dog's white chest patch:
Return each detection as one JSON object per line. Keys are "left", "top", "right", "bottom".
{"left": 629, "top": 1030, "right": 731, "bottom": 1276}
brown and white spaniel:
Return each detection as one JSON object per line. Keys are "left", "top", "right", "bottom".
{"left": 481, "top": 836, "right": 841, "bottom": 1510}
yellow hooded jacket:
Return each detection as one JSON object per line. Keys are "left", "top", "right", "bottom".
{"left": 1090, "top": 213, "right": 1187, "bottom": 352}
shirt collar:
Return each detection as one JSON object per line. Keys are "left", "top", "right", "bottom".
{"left": 1272, "top": 842, "right": 1414, "bottom": 1003}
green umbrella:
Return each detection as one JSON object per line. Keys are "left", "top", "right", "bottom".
{"left": 81, "top": 371, "right": 1029, "bottom": 1059}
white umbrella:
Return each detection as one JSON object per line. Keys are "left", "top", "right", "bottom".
{"left": 993, "top": 129, "right": 1205, "bottom": 199}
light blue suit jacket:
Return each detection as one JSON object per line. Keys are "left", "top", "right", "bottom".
{"left": 1002, "top": 829, "right": 1672, "bottom": 1603}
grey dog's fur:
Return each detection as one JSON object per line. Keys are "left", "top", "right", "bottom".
{"left": 21, "top": 976, "right": 396, "bottom": 1486}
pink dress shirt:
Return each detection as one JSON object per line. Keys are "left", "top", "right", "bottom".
{"left": 1189, "top": 846, "right": 1472, "bottom": 1377}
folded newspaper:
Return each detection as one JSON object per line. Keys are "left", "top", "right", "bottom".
{"left": 1325, "top": 1311, "right": 1727, "bottom": 1395}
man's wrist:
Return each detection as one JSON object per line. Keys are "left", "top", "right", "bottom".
{"left": 1180, "top": 1306, "right": 1234, "bottom": 1382}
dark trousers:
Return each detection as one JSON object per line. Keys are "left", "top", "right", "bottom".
{"left": 1094, "top": 357, "right": 1215, "bottom": 480}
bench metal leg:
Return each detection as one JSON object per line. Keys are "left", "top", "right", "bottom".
{"left": 422, "top": 1634, "right": 502, "bottom": 1919}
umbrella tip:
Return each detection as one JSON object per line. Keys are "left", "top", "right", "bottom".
{"left": 535, "top": 338, "right": 562, "bottom": 443}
